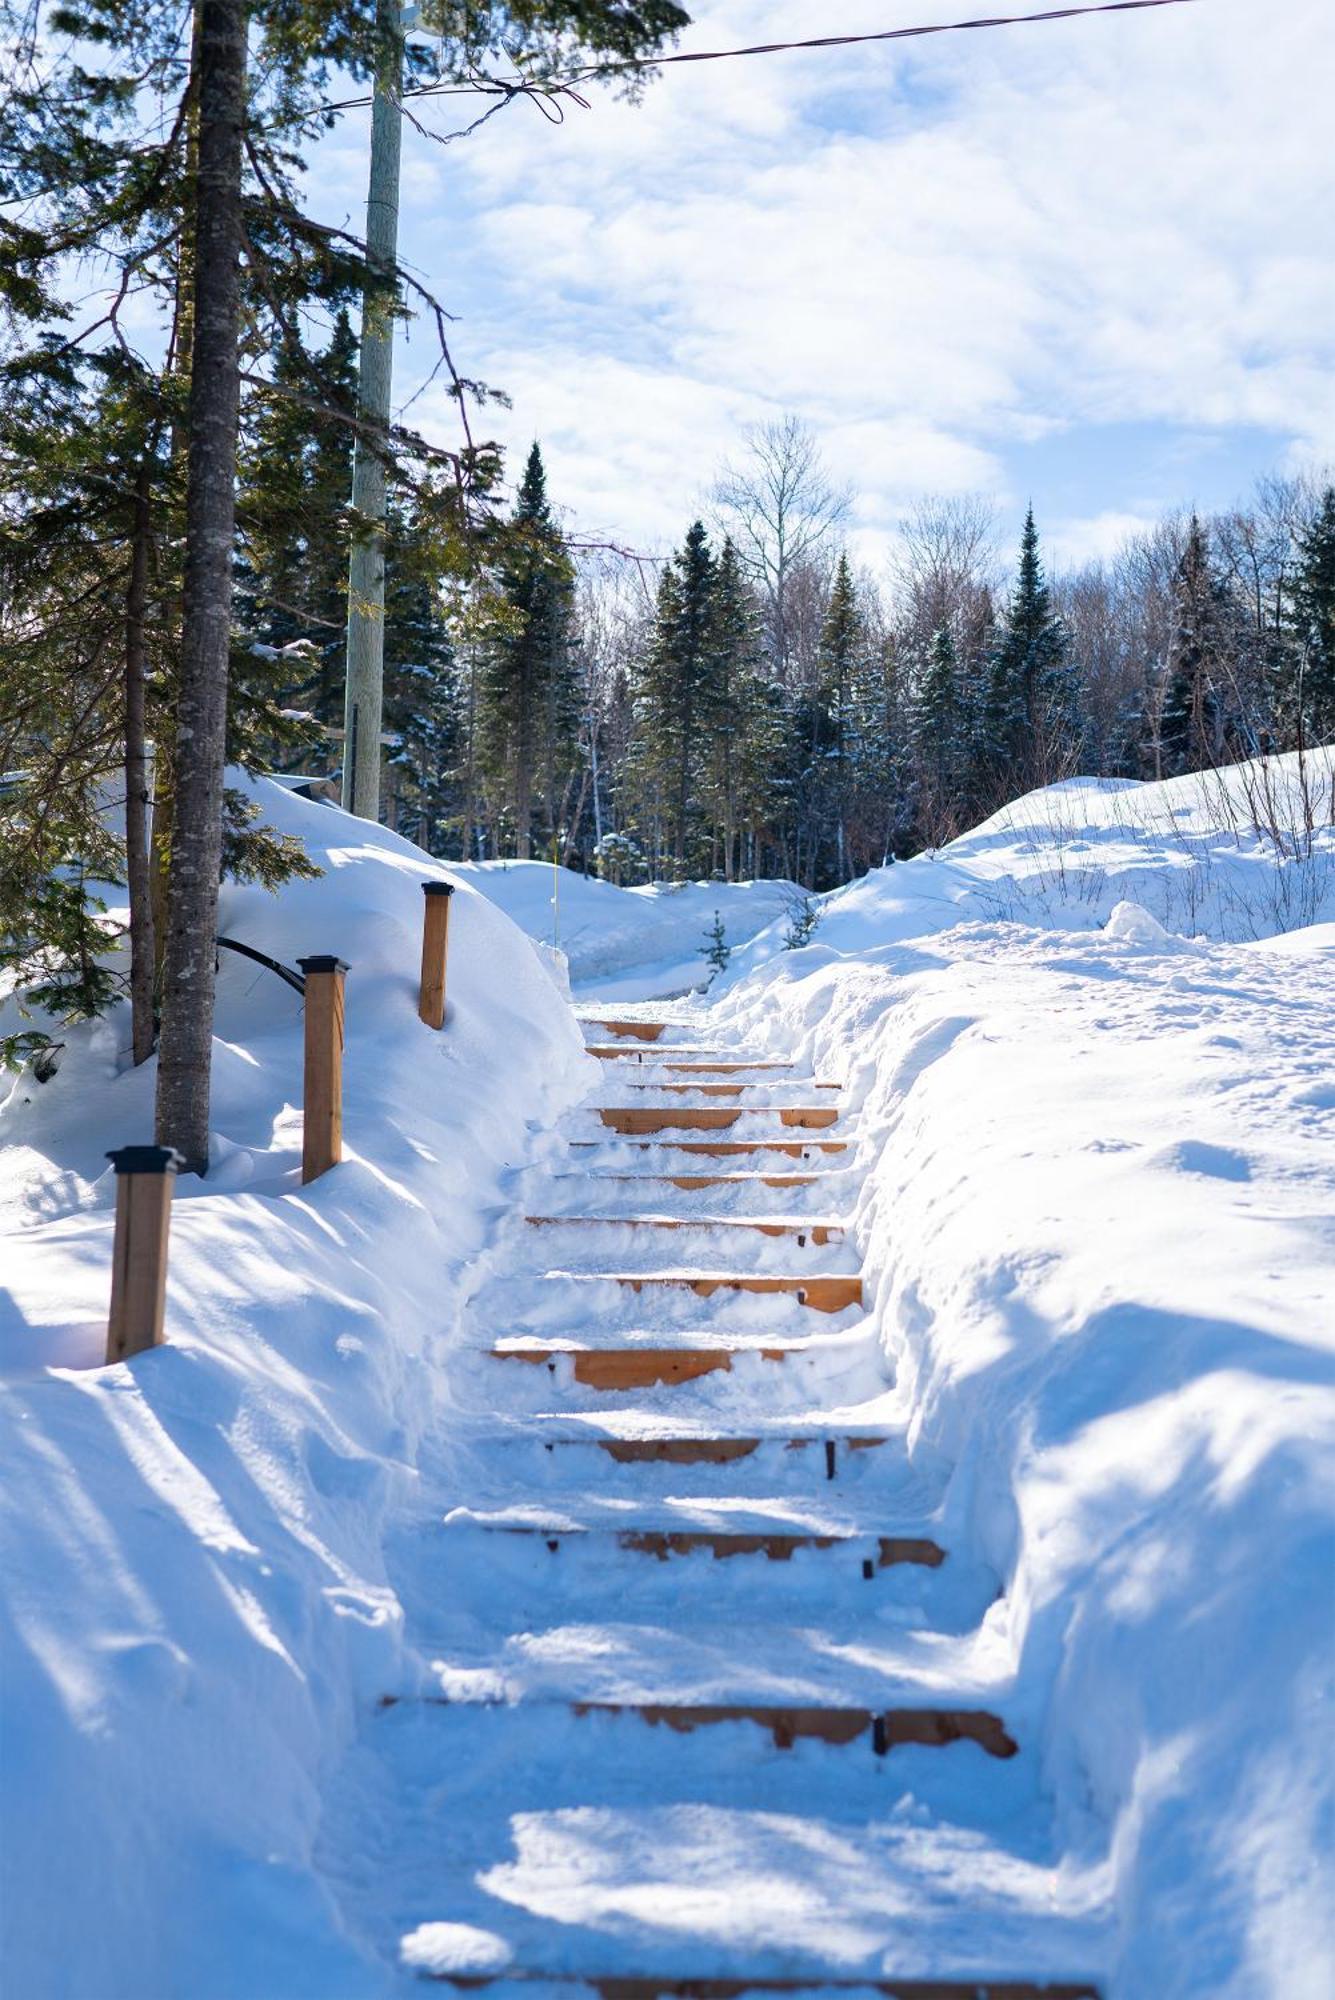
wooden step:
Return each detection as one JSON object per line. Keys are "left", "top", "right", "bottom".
{"left": 568, "top": 1173, "right": 825, "bottom": 1190}
{"left": 420, "top": 1973, "right": 1098, "bottom": 1996}
{"left": 598, "top": 1107, "right": 839, "bottom": 1135}
{"left": 580, "top": 1019, "right": 667, "bottom": 1042}
{"left": 526, "top": 1216, "right": 846, "bottom": 1246}
{"left": 585, "top": 1045, "right": 749, "bottom": 1063}
{"left": 568, "top": 1701, "right": 1018, "bottom": 1759}
{"left": 493, "top": 1347, "right": 801, "bottom": 1390}
{"left": 618, "top": 1081, "right": 840, "bottom": 1097}
{"left": 487, "top": 1526, "right": 945, "bottom": 1567}
{"left": 569, "top": 1141, "right": 849, "bottom": 1158}
{"left": 535, "top": 1440, "right": 891, "bottom": 1472}
{"left": 589, "top": 1273, "right": 862, "bottom": 1314}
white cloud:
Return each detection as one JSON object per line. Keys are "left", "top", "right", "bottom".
{"left": 344, "top": 0, "right": 1335, "bottom": 553}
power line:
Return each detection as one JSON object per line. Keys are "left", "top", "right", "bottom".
{"left": 326, "top": 0, "right": 1200, "bottom": 117}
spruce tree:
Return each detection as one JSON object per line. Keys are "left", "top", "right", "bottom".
{"left": 631, "top": 522, "right": 719, "bottom": 877}
{"left": 983, "top": 509, "right": 1077, "bottom": 797}
{"left": 815, "top": 554, "right": 863, "bottom": 882}
{"left": 912, "top": 625, "right": 967, "bottom": 843}
{"left": 479, "top": 443, "right": 577, "bottom": 859}
{"left": 1292, "top": 487, "right": 1335, "bottom": 744}
{"left": 700, "top": 538, "right": 771, "bottom": 879}
{"left": 1159, "top": 518, "right": 1231, "bottom": 776}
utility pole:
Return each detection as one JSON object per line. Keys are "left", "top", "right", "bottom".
{"left": 341, "top": 0, "right": 410, "bottom": 819}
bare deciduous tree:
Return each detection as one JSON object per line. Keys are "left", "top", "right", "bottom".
{"left": 712, "top": 415, "right": 850, "bottom": 678}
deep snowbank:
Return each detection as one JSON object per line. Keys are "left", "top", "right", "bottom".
{"left": 449, "top": 858, "right": 798, "bottom": 998}
{"left": 724, "top": 749, "right": 1335, "bottom": 989}
{"left": 0, "top": 777, "right": 590, "bottom": 1998}
{"left": 714, "top": 910, "right": 1335, "bottom": 1998}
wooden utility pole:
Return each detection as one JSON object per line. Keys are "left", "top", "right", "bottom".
{"left": 106, "top": 1146, "right": 182, "bottom": 1362}
{"left": 341, "top": 0, "right": 407, "bottom": 821}
{"left": 298, "top": 957, "right": 348, "bottom": 1183}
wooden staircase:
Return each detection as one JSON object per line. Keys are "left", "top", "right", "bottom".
{"left": 327, "top": 1005, "right": 1105, "bottom": 1996}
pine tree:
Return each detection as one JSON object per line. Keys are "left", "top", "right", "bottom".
{"left": 983, "top": 509, "right": 1077, "bottom": 797}
{"left": 1159, "top": 518, "right": 1231, "bottom": 776}
{"left": 1292, "top": 487, "right": 1335, "bottom": 744}
{"left": 703, "top": 911, "right": 731, "bottom": 974}
{"left": 479, "top": 444, "right": 577, "bottom": 859}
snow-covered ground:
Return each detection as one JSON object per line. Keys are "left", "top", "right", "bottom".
{"left": 2, "top": 753, "right": 1333, "bottom": 1997}
{"left": 449, "top": 859, "right": 800, "bottom": 999}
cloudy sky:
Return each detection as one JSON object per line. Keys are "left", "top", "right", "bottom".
{"left": 315, "top": 0, "right": 1332, "bottom": 570}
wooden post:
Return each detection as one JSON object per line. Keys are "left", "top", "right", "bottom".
{"left": 418, "top": 881, "right": 453, "bottom": 1030}
{"left": 106, "top": 1145, "right": 182, "bottom": 1363}
{"left": 298, "top": 955, "right": 348, "bottom": 1184}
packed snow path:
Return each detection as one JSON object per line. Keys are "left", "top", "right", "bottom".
{"left": 316, "top": 1003, "right": 1110, "bottom": 1997}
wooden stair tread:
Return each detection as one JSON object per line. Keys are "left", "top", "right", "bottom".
{"left": 466, "top": 1525, "right": 946, "bottom": 1566}
{"left": 537, "top": 1435, "right": 894, "bottom": 1468}
{"left": 526, "top": 1216, "right": 846, "bottom": 1242}
{"left": 569, "top": 1141, "right": 849, "bottom": 1157}
{"left": 598, "top": 1108, "right": 840, "bottom": 1134}
{"left": 551, "top": 1273, "right": 863, "bottom": 1313}
{"left": 492, "top": 1346, "right": 814, "bottom": 1390}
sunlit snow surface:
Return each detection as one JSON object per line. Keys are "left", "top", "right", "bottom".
{"left": 2, "top": 756, "right": 1333, "bottom": 1998}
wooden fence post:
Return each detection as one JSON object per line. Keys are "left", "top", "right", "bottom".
{"left": 297, "top": 955, "right": 348, "bottom": 1184}
{"left": 418, "top": 881, "right": 454, "bottom": 1030}
{"left": 106, "top": 1145, "right": 182, "bottom": 1363}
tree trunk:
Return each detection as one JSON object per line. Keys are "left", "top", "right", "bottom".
{"left": 154, "top": 0, "right": 246, "bottom": 1175}
{"left": 124, "top": 453, "right": 157, "bottom": 1066}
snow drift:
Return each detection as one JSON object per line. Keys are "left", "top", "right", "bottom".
{"left": 0, "top": 776, "right": 591, "bottom": 1997}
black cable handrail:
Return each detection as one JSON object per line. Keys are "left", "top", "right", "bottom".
{"left": 215, "top": 936, "right": 307, "bottom": 996}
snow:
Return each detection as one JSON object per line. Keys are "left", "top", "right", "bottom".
{"left": 446, "top": 858, "right": 800, "bottom": 998}
{"left": 722, "top": 749, "right": 1335, "bottom": 989}
{"left": 3, "top": 751, "right": 1334, "bottom": 1998}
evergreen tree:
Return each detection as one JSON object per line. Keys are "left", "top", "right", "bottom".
{"left": 479, "top": 444, "right": 577, "bottom": 858}
{"left": 983, "top": 509, "right": 1077, "bottom": 797}
{"left": 815, "top": 554, "right": 863, "bottom": 882}
{"left": 700, "top": 538, "right": 772, "bottom": 879}
{"left": 911, "top": 625, "right": 968, "bottom": 844}
{"left": 630, "top": 522, "right": 719, "bottom": 877}
{"left": 1291, "top": 487, "right": 1335, "bottom": 744}
{"left": 384, "top": 509, "right": 460, "bottom": 855}
{"left": 236, "top": 310, "right": 358, "bottom": 744}
{"left": 1159, "top": 518, "right": 1231, "bottom": 775}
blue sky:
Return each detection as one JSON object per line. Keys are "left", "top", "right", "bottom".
{"left": 313, "top": 0, "right": 1333, "bottom": 570}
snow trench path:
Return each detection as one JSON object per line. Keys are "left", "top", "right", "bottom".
{"left": 316, "top": 1004, "right": 1110, "bottom": 1998}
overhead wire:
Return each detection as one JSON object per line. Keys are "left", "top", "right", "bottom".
{"left": 323, "top": 0, "right": 1201, "bottom": 118}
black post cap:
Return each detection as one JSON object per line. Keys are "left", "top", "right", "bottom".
{"left": 421, "top": 880, "right": 455, "bottom": 898}
{"left": 107, "top": 1145, "right": 184, "bottom": 1176}
{"left": 296, "top": 955, "right": 349, "bottom": 975}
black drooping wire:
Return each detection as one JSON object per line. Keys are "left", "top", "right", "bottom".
{"left": 325, "top": 0, "right": 1200, "bottom": 118}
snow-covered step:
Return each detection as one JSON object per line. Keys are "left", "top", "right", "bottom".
{"left": 492, "top": 1345, "right": 806, "bottom": 1392}
{"left": 597, "top": 1106, "right": 841, "bottom": 1135}
{"left": 578, "top": 1018, "right": 670, "bottom": 1042}
{"left": 400, "top": 1693, "right": 1017, "bottom": 1764}
{"left": 584, "top": 1044, "right": 771, "bottom": 1063}
{"left": 457, "top": 1523, "right": 945, "bottom": 1568}
{"left": 568, "top": 1139, "right": 850, "bottom": 1158}
{"left": 550, "top": 1271, "right": 863, "bottom": 1315}
{"left": 558, "top": 1172, "right": 832, "bottom": 1190}
{"left": 613, "top": 1081, "right": 841, "bottom": 1097}
{"left": 542, "top": 1433, "right": 895, "bottom": 1471}
{"left": 525, "top": 1215, "right": 849, "bottom": 1248}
